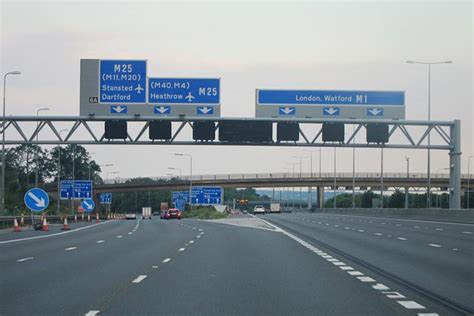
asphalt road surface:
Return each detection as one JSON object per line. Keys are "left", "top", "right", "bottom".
{"left": 1, "top": 213, "right": 472, "bottom": 316}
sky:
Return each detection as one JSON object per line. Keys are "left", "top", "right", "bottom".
{"left": 1, "top": 1, "right": 473, "bottom": 181}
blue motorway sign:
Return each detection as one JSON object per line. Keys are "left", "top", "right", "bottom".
{"left": 81, "top": 199, "right": 95, "bottom": 212}
{"left": 60, "top": 180, "right": 93, "bottom": 200}
{"left": 148, "top": 78, "right": 220, "bottom": 105}
{"left": 99, "top": 60, "right": 147, "bottom": 103}
{"left": 100, "top": 193, "right": 112, "bottom": 204}
{"left": 24, "top": 188, "right": 49, "bottom": 212}
{"left": 172, "top": 187, "right": 223, "bottom": 206}
{"left": 257, "top": 90, "right": 405, "bottom": 106}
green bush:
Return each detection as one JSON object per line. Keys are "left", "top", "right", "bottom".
{"left": 183, "top": 207, "right": 228, "bottom": 220}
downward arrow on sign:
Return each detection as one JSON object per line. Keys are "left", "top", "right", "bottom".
{"left": 156, "top": 107, "right": 169, "bottom": 114}
{"left": 324, "top": 108, "right": 339, "bottom": 115}
{"left": 280, "top": 107, "right": 295, "bottom": 115}
{"left": 199, "top": 107, "right": 212, "bottom": 114}
{"left": 113, "top": 106, "right": 126, "bottom": 113}
{"left": 28, "top": 192, "right": 46, "bottom": 207}
{"left": 83, "top": 200, "right": 92, "bottom": 209}
{"left": 368, "top": 108, "right": 383, "bottom": 116}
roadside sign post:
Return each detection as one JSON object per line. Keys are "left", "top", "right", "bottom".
{"left": 172, "top": 187, "right": 223, "bottom": 210}
{"left": 81, "top": 198, "right": 95, "bottom": 213}
{"left": 24, "top": 188, "right": 50, "bottom": 227}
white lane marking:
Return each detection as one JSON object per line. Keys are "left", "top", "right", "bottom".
{"left": 199, "top": 232, "right": 204, "bottom": 235}
{"left": 192, "top": 227, "right": 196, "bottom": 230}
{"left": 17, "top": 257, "right": 34, "bottom": 262}
{"left": 357, "top": 276, "right": 376, "bottom": 282}
{"left": 381, "top": 222, "right": 386, "bottom": 225}
{"left": 65, "top": 247, "right": 77, "bottom": 251}
{"left": 435, "top": 228, "right": 443, "bottom": 231}
{"left": 85, "top": 311, "right": 100, "bottom": 316}
{"left": 132, "top": 275, "right": 147, "bottom": 283}
{"left": 327, "top": 258, "right": 338, "bottom": 262}
{"left": 0, "top": 220, "right": 115, "bottom": 245}
{"left": 322, "top": 255, "right": 332, "bottom": 259}
{"left": 383, "top": 291, "right": 406, "bottom": 299}
{"left": 116, "top": 235, "right": 123, "bottom": 238}
{"left": 96, "top": 240, "right": 105, "bottom": 243}
{"left": 332, "top": 261, "right": 346, "bottom": 266}
{"left": 414, "top": 226, "right": 420, "bottom": 228}
{"left": 196, "top": 235, "right": 201, "bottom": 238}
{"left": 179, "top": 248, "right": 185, "bottom": 252}
{"left": 396, "top": 224, "right": 402, "bottom": 227}
{"left": 397, "top": 301, "right": 426, "bottom": 309}
{"left": 162, "top": 258, "right": 171, "bottom": 263}
{"left": 358, "top": 229, "right": 365, "bottom": 233}
{"left": 334, "top": 225, "right": 339, "bottom": 227}
{"left": 397, "top": 237, "right": 408, "bottom": 241}
{"left": 372, "top": 283, "right": 390, "bottom": 291}
{"left": 452, "top": 248, "right": 458, "bottom": 251}
{"left": 323, "top": 213, "right": 474, "bottom": 226}
{"left": 128, "top": 232, "right": 133, "bottom": 235}
{"left": 189, "top": 240, "right": 195, "bottom": 244}
{"left": 428, "top": 243, "right": 442, "bottom": 248}
{"left": 375, "top": 233, "right": 383, "bottom": 236}
{"left": 345, "top": 227, "right": 350, "bottom": 229}
{"left": 348, "top": 271, "right": 364, "bottom": 276}
{"left": 339, "top": 266, "right": 354, "bottom": 271}
{"left": 198, "top": 229, "right": 203, "bottom": 232}
{"left": 462, "top": 231, "right": 472, "bottom": 234}
{"left": 417, "top": 313, "right": 439, "bottom": 316}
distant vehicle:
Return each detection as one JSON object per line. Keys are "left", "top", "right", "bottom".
{"left": 243, "top": 210, "right": 248, "bottom": 214}
{"left": 142, "top": 207, "right": 152, "bottom": 219}
{"left": 270, "top": 203, "right": 281, "bottom": 213}
{"left": 253, "top": 205, "right": 265, "bottom": 214}
{"left": 125, "top": 213, "right": 137, "bottom": 220}
{"left": 152, "top": 211, "right": 160, "bottom": 216}
{"left": 163, "top": 208, "right": 182, "bottom": 220}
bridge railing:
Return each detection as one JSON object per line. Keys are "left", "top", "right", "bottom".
{"left": 106, "top": 172, "right": 468, "bottom": 184}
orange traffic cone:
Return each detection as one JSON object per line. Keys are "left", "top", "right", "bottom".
{"left": 96, "top": 213, "right": 100, "bottom": 223}
{"left": 74, "top": 215, "right": 77, "bottom": 223}
{"left": 42, "top": 217, "right": 49, "bottom": 231}
{"left": 20, "top": 216, "right": 25, "bottom": 226}
{"left": 87, "top": 214, "right": 91, "bottom": 222}
{"left": 62, "top": 217, "right": 70, "bottom": 230}
{"left": 13, "top": 218, "right": 21, "bottom": 232}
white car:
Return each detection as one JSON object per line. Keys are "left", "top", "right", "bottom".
{"left": 253, "top": 205, "right": 265, "bottom": 214}
{"left": 125, "top": 213, "right": 137, "bottom": 220}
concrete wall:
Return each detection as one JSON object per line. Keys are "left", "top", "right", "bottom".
{"left": 312, "top": 208, "right": 474, "bottom": 224}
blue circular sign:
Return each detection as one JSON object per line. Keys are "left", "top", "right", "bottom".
{"left": 24, "top": 188, "right": 50, "bottom": 212}
{"left": 81, "top": 199, "right": 95, "bottom": 212}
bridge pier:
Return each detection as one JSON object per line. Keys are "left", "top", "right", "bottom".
{"left": 317, "top": 186, "right": 324, "bottom": 208}
{"left": 308, "top": 187, "right": 312, "bottom": 210}
{"left": 449, "top": 119, "right": 461, "bottom": 209}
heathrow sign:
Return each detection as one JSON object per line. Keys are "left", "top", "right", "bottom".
{"left": 255, "top": 89, "right": 405, "bottom": 119}
{"left": 80, "top": 59, "right": 221, "bottom": 117}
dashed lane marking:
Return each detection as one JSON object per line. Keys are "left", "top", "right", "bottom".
{"left": 383, "top": 291, "right": 406, "bottom": 299}
{"left": 96, "top": 240, "right": 105, "bottom": 243}
{"left": 428, "top": 244, "right": 442, "bottom": 248}
{"left": 152, "top": 266, "right": 158, "bottom": 269}
{"left": 348, "top": 271, "right": 364, "bottom": 276}
{"left": 375, "top": 233, "right": 383, "bottom": 236}
{"left": 85, "top": 311, "right": 100, "bottom": 316}
{"left": 397, "top": 301, "right": 426, "bottom": 310}
{"left": 189, "top": 240, "right": 195, "bottom": 244}
{"left": 397, "top": 237, "right": 408, "bottom": 241}
{"left": 372, "top": 283, "right": 390, "bottom": 291}
{"left": 462, "top": 231, "right": 472, "bottom": 234}
{"left": 179, "top": 248, "right": 185, "bottom": 252}
{"left": 65, "top": 247, "right": 77, "bottom": 251}
{"left": 131, "top": 275, "right": 147, "bottom": 284}
{"left": 162, "top": 258, "right": 171, "bottom": 263}
{"left": 116, "top": 235, "right": 123, "bottom": 238}
{"left": 357, "top": 276, "right": 376, "bottom": 283}
{"left": 17, "top": 257, "right": 34, "bottom": 262}
{"left": 339, "top": 266, "right": 354, "bottom": 271}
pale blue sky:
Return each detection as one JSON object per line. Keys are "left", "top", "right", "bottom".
{"left": 1, "top": 1, "right": 472, "bottom": 179}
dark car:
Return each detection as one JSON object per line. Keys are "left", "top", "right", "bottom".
{"left": 162, "top": 208, "right": 182, "bottom": 220}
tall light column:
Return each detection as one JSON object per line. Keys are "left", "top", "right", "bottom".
{"left": 35, "top": 107, "right": 50, "bottom": 187}
{"left": 406, "top": 60, "right": 453, "bottom": 208}
{"left": 333, "top": 147, "right": 337, "bottom": 209}
{"left": 468, "top": 156, "right": 474, "bottom": 209}
{"left": 1, "top": 71, "right": 21, "bottom": 214}
{"left": 57, "top": 129, "right": 69, "bottom": 214}
{"left": 175, "top": 153, "right": 193, "bottom": 211}
{"left": 405, "top": 156, "right": 410, "bottom": 209}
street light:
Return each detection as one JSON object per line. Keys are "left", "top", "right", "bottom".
{"left": 405, "top": 156, "right": 410, "bottom": 208}
{"left": 406, "top": 60, "right": 453, "bottom": 208}
{"left": 57, "top": 129, "right": 69, "bottom": 214}
{"left": 1, "top": 71, "right": 21, "bottom": 214}
{"left": 35, "top": 107, "right": 50, "bottom": 187}
{"left": 168, "top": 167, "right": 182, "bottom": 178}
{"left": 468, "top": 156, "right": 474, "bottom": 209}
{"left": 175, "top": 153, "right": 193, "bottom": 211}
{"left": 100, "top": 164, "right": 114, "bottom": 183}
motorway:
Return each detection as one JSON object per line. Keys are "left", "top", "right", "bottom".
{"left": 1, "top": 213, "right": 473, "bottom": 316}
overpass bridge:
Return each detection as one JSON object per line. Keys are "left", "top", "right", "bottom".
{"left": 45, "top": 172, "right": 471, "bottom": 208}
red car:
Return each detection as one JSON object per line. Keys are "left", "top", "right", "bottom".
{"left": 161, "top": 208, "right": 182, "bottom": 220}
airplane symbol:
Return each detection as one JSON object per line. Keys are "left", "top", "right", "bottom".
{"left": 135, "top": 84, "right": 144, "bottom": 94}
{"left": 185, "top": 92, "right": 195, "bottom": 102}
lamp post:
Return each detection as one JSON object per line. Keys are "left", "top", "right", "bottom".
{"left": 168, "top": 167, "right": 182, "bottom": 178}
{"left": 406, "top": 60, "right": 453, "bottom": 208}
{"left": 1, "top": 71, "right": 21, "bottom": 214}
{"left": 468, "top": 156, "right": 474, "bottom": 209}
{"left": 57, "top": 129, "right": 69, "bottom": 214}
{"left": 175, "top": 153, "right": 193, "bottom": 211}
{"left": 405, "top": 156, "right": 410, "bottom": 209}
{"left": 35, "top": 107, "right": 50, "bottom": 187}
{"left": 333, "top": 147, "right": 337, "bottom": 208}
{"left": 435, "top": 167, "right": 449, "bottom": 208}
